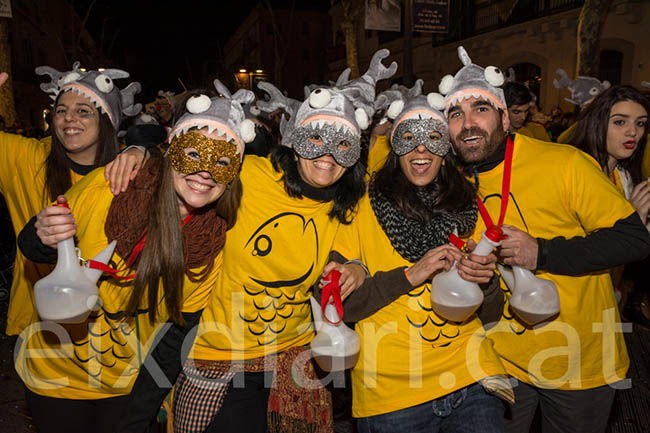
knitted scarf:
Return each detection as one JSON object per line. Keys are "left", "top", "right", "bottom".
{"left": 369, "top": 183, "right": 477, "bottom": 263}
{"left": 104, "top": 158, "right": 226, "bottom": 278}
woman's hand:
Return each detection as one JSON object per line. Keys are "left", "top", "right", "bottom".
{"left": 105, "top": 147, "right": 148, "bottom": 195}
{"left": 34, "top": 196, "right": 76, "bottom": 248}
{"left": 457, "top": 239, "right": 497, "bottom": 284}
{"left": 0, "top": 72, "right": 8, "bottom": 88}
{"left": 629, "top": 181, "right": 650, "bottom": 223}
{"left": 406, "top": 244, "right": 463, "bottom": 287}
{"left": 320, "top": 261, "right": 367, "bottom": 301}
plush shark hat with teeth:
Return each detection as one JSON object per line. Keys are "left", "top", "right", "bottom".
{"left": 256, "top": 48, "right": 398, "bottom": 167}
{"left": 377, "top": 80, "right": 450, "bottom": 156}
{"left": 168, "top": 79, "right": 256, "bottom": 160}
{"left": 438, "top": 46, "right": 506, "bottom": 113}
{"left": 34, "top": 61, "right": 142, "bottom": 128}
{"left": 553, "top": 69, "right": 610, "bottom": 107}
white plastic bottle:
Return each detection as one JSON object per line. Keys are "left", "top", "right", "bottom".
{"left": 33, "top": 205, "right": 116, "bottom": 323}
{"left": 431, "top": 227, "right": 502, "bottom": 322}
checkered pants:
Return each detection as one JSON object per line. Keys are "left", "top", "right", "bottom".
{"left": 173, "top": 359, "right": 237, "bottom": 433}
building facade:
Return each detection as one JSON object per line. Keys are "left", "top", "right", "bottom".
{"left": 328, "top": 0, "right": 649, "bottom": 113}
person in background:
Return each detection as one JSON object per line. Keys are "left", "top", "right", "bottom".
{"left": 503, "top": 81, "right": 548, "bottom": 141}
{"left": 568, "top": 85, "right": 650, "bottom": 326}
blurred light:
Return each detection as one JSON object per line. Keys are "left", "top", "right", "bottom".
{"left": 239, "top": 68, "right": 247, "bottom": 73}
{"left": 79, "top": 68, "right": 87, "bottom": 72}
{"left": 98, "top": 68, "right": 105, "bottom": 71}
{"left": 255, "top": 69, "right": 263, "bottom": 73}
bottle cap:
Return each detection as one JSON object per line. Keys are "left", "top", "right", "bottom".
{"left": 485, "top": 226, "right": 503, "bottom": 242}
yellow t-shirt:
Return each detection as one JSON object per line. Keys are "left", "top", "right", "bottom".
{"left": 366, "top": 135, "right": 391, "bottom": 181}
{"left": 0, "top": 133, "right": 84, "bottom": 335}
{"left": 192, "top": 155, "right": 342, "bottom": 361}
{"left": 333, "top": 195, "right": 506, "bottom": 418}
{"left": 15, "top": 168, "right": 218, "bottom": 399}
{"left": 470, "top": 134, "right": 633, "bottom": 390}
{"left": 517, "top": 122, "right": 550, "bottom": 141}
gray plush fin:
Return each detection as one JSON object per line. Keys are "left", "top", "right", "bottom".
{"left": 102, "top": 69, "right": 130, "bottom": 80}
{"left": 213, "top": 79, "right": 232, "bottom": 99}
{"left": 362, "top": 49, "right": 398, "bottom": 85}
{"left": 335, "top": 68, "right": 351, "bottom": 87}
{"left": 553, "top": 68, "right": 571, "bottom": 89}
{"left": 34, "top": 65, "right": 64, "bottom": 94}
{"left": 408, "top": 79, "right": 423, "bottom": 98}
{"left": 232, "top": 88, "right": 255, "bottom": 105}
{"left": 120, "top": 82, "right": 142, "bottom": 116}
{"left": 256, "top": 81, "right": 301, "bottom": 118}
{"left": 458, "top": 46, "right": 472, "bottom": 66}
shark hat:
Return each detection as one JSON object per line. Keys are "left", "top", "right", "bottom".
{"left": 553, "top": 69, "right": 610, "bottom": 108}
{"left": 438, "top": 46, "right": 507, "bottom": 113}
{"left": 35, "top": 61, "right": 142, "bottom": 128}
{"left": 376, "top": 80, "right": 450, "bottom": 156}
{"left": 256, "top": 48, "right": 398, "bottom": 168}
{"left": 168, "top": 79, "right": 256, "bottom": 160}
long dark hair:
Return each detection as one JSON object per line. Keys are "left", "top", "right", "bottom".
{"left": 123, "top": 157, "right": 242, "bottom": 325}
{"left": 44, "top": 92, "right": 119, "bottom": 201}
{"left": 568, "top": 85, "right": 650, "bottom": 184}
{"left": 373, "top": 150, "right": 475, "bottom": 223}
{"left": 271, "top": 142, "right": 367, "bottom": 224}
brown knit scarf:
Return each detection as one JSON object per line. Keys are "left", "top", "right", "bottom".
{"left": 104, "top": 158, "right": 226, "bottom": 278}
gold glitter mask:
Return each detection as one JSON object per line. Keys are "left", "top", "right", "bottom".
{"left": 168, "top": 131, "right": 241, "bottom": 185}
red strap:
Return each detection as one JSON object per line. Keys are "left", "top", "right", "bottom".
{"left": 321, "top": 269, "right": 344, "bottom": 325}
{"left": 87, "top": 212, "right": 196, "bottom": 280}
{"left": 448, "top": 233, "right": 466, "bottom": 250}
{"left": 476, "top": 136, "right": 514, "bottom": 233}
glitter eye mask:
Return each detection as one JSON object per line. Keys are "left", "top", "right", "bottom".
{"left": 168, "top": 131, "right": 241, "bottom": 184}
{"left": 288, "top": 122, "right": 361, "bottom": 168}
{"left": 391, "top": 118, "right": 451, "bottom": 156}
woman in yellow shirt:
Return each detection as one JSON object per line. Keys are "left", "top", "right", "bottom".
{"left": 325, "top": 88, "right": 507, "bottom": 433}
{"left": 0, "top": 65, "right": 143, "bottom": 336}
{"left": 568, "top": 85, "right": 650, "bottom": 325}
{"left": 17, "top": 81, "right": 253, "bottom": 433}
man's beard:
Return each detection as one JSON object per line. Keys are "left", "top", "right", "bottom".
{"left": 453, "top": 126, "right": 505, "bottom": 164}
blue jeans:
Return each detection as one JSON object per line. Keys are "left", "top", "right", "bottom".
{"left": 357, "top": 382, "right": 504, "bottom": 433}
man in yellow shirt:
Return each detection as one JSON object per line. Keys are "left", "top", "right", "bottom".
{"left": 438, "top": 46, "right": 650, "bottom": 433}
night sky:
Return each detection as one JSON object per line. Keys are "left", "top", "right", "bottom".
{"left": 70, "top": 0, "right": 331, "bottom": 100}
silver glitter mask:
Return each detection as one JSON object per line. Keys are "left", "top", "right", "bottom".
{"left": 288, "top": 122, "right": 361, "bottom": 168}
{"left": 391, "top": 118, "right": 451, "bottom": 156}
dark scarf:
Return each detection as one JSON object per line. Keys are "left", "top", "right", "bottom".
{"left": 104, "top": 158, "right": 227, "bottom": 276}
{"left": 369, "top": 183, "right": 477, "bottom": 263}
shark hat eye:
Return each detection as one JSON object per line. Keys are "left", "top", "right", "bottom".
{"left": 589, "top": 87, "right": 600, "bottom": 96}
{"left": 484, "top": 66, "right": 505, "bottom": 87}
{"left": 438, "top": 74, "right": 455, "bottom": 95}
{"left": 309, "top": 88, "right": 331, "bottom": 108}
{"left": 186, "top": 94, "right": 211, "bottom": 114}
{"left": 95, "top": 74, "right": 114, "bottom": 93}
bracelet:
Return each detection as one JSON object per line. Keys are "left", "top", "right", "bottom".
{"left": 404, "top": 266, "right": 410, "bottom": 280}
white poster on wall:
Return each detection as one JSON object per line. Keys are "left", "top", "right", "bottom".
{"left": 0, "top": 0, "right": 11, "bottom": 18}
